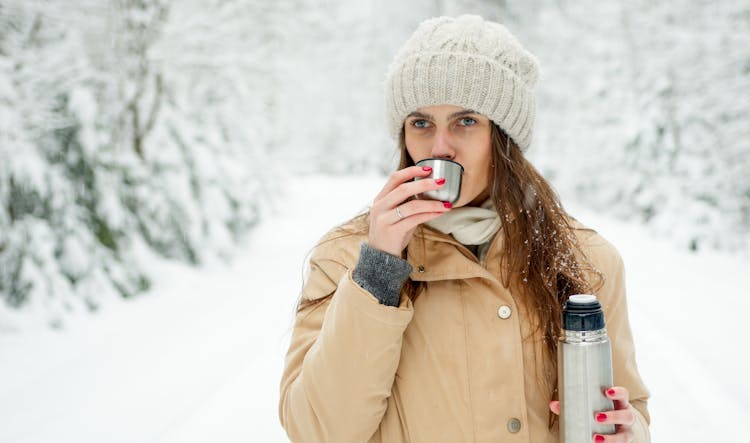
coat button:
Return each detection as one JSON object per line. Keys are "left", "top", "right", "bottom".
{"left": 497, "top": 305, "right": 512, "bottom": 319}
{"left": 507, "top": 417, "right": 522, "bottom": 433}
{"left": 417, "top": 265, "right": 425, "bottom": 273}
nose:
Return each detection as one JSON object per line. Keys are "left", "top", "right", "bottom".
{"left": 430, "top": 126, "right": 456, "bottom": 160}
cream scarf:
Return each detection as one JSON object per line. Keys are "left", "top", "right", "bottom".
{"left": 425, "top": 199, "right": 501, "bottom": 255}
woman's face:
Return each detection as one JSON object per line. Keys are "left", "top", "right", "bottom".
{"left": 404, "top": 104, "right": 493, "bottom": 208}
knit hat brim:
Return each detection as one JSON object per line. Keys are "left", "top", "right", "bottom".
{"left": 385, "top": 51, "right": 535, "bottom": 151}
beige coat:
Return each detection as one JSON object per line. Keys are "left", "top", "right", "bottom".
{"left": 279, "top": 219, "right": 650, "bottom": 443}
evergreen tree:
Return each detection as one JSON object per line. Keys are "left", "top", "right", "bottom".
{"left": 0, "top": 0, "right": 273, "bottom": 328}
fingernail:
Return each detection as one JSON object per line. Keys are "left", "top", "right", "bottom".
{"left": 607, "top": 388, "right": 616, "bottom": 396}
{"left": 594, "top": 435, "right": 605, "bottom": 443}
{"left": 435, "top": 178, "right": 446, "bottom": 185}
{"left": 422, "top": 166, "right": 432, "bottom": 172}
{"left": 596, "top": 413, "right": 607, "bottom": 423}
{"left": 443, "top": 202, "right": 452, "bottom": 209}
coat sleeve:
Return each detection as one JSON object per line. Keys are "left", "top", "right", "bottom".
{"left": 278, "top": 239, "right": 415, "bottom": 443}
{"left": 591, "top": 239, "right": 651, "bottom": 443}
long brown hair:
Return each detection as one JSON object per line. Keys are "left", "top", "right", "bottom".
{"left": 298, "top": 122, "right": 603, "bottom": 413}
{"left": 401, "top": 122, "right": 601, "bottom": 373}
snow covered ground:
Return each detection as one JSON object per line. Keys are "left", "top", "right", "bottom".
{"left": 0, "top": 175, "right": 746, "bottom": 442}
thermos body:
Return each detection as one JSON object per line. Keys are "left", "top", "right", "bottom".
{"left": 558, "top": 330, "right": 616, "bottom": 441}
{"left": 558, "top": 295, "right": 616, "bottom": 443}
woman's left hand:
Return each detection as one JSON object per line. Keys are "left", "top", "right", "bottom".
{"left": 549, "top": 386, "right": 637, "bottom": 443}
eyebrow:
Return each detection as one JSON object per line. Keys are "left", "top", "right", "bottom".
{"left": 406, "top": 109, "right": 479, "bottom": 121}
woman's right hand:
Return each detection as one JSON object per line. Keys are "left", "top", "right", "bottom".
{"left": 368, "top": 165, "right": 453, "bottom": 257}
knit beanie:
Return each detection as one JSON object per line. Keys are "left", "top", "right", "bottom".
{"left": 384, "top": 14, "right": 539, "bottom": 152}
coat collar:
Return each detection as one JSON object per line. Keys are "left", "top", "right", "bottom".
{"left": 406, "top": 225, "right": 506, "bottom": 285}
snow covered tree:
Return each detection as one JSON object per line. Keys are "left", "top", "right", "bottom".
{"left": 1, "top": 0, "right": 274, "bottom": 328}
{"left": 526, "top": 0, "right": 749, "bottom": 253}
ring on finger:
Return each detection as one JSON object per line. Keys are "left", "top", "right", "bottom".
{"left": 395, "top": 206, "right": 404, "bottom": 220}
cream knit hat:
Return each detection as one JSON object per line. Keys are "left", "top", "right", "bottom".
{"left": 384, "top": 15, "right": 539, "bottom": 152}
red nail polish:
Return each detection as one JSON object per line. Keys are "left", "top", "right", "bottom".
{"left": 422, "top": 166, "right": 432, "bottom": 172}
{"left": 435, "top": 178, "right": 446, "bottom": 185}
{"left": 594, "top": 435, "right": 605, "bottom": 443}
{"left": 443, "top": 202, "right": 452, "bottom": 209}
{"left": 596, "top": 413, "right": 607, "bottom": 423}
{"left": 607, "top": 388, "right": 616, "bottom": 396}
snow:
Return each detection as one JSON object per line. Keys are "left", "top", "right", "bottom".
{"left": 2, "top": 2, "right": 748, "bottom": 440}
{"left": 0, "top": 174, "right": 746, "bottom": 442}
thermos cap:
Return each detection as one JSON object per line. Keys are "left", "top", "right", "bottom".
{"left": 414, "top": 158, "right": 464, "bottom": 204}
{"left": 569, "top": 294, "right": 597, "bottom": 304}
{"left": 563, "top": 294, "right": 606, "bottom": 332}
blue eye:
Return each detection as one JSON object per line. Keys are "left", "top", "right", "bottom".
{"left": 459, "top": 117, "right": 477, "bottom": 126}
{"left": 412, "top": 119, "right": 430, "bottom": 129}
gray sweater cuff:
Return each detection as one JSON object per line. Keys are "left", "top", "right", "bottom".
{"left": 352, "top": 243, "right": 413, "bottom": 307}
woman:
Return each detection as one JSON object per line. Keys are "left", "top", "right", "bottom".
{"left": 279, "top": 15, "right": 650, "bottom": 443}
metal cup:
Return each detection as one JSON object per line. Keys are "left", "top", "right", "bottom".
{"left": 414, "top": 158, "right": 463, "bottom": 204}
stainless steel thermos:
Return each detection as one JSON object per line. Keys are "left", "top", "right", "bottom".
{"left": 558, "top": 294, "right": 616, "bottom": 442}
